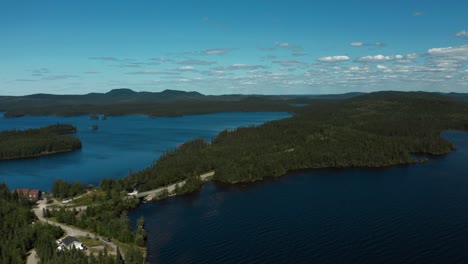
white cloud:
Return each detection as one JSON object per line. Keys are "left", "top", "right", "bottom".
{"left": 213, "top": 64, "right": 267, "bottom": 71}
{"left": 350, "top": 42, "right": 364, "bottom": 47}
{"left": 272, "top": 60, "right": 307, "bottom": 66}
{"left": 274, "top": 42, "right": 304, "bottom": 52}
{"left": 317, "top": 55, "right": 350, "bottom": 62}
{"left": 150, "top": 58, "right": 173, "bottom": 63}
{"left": 455, "top": 30, "right": 468, "bottom": 38}
{"left": 43, "top": 75, "right": 78, "bottom": 80}
{"left": 350, "top": 42, "right": 385, "bottom": 47}
{"left": 174, "top": 66, "right": 197, "bottom": 71}
{"left": 275, "top": 42, "right": 290, "bottom": 47}
{"left": 89, "top": 57, "right": 119, "bottom": 61}
{"left": 126, "top": 70, "right": 180, "bottom": 75}
{"left": 176, "top": 60, "right": 216, "bottom": 65}
{"left": 407, "top": 53, "right": 418, "bottom": 59}
{"left": 428, "top": 45, "right": 468, "bottom": 61}
{"left": 201, "top": 48, "right": 232, "bottom": 55}
{"left": 413, "top": 11, "right": 425, "bottom": 16}
{"left": 15, "top": 79, "right": 37, "bottom": 82}
{"left": 356, "top": 54, "right": 394, "bottom": 62}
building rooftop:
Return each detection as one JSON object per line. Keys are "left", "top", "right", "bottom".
{"left": 61, "top": 236, "right": 81, "bottom": 246}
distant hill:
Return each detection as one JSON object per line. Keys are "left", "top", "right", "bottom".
{"left": 2, "top": 89, "right": 465, "bottom": 118}
{"left": 0, "top": 89, "right": 362, "bottom": 118}
{"left": 445, "top": 92, "right": 468, "bottom": 101}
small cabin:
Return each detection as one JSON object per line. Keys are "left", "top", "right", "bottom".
{"left": 14, "top": 189, "right": 42, "bottom": 200}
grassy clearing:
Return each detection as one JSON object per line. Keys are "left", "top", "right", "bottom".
{"left": 78, "top": 236, "right": 105, "bottom": 247}
{"left": 71, "top": 190, "right": 106, "bottom": 206}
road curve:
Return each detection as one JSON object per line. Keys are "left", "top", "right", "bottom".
{"left": 33, "top": 200, "right": 117, "bottom": 254}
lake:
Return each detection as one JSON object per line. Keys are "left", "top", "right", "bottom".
{"left": 129, "top": 131, "right": 468, "bottom": 264}
{"left": 2, "top": 113, "right": 468, "bottom": 263}
{"left": 0, "top": 112, "right": 291, "bottom": 191}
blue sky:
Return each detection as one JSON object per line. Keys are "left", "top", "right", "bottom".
{"left": 1, "top": 0, "right": 467, "bottom": 95}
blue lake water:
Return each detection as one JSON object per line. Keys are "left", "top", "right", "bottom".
{"left": 129, "top": 131, "right": 468, "bottom": 264}
{"left": 0, "top": 112, "right": 291, "bottom": 191}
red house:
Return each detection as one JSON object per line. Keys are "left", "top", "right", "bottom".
{"left": 14, "top": 189, "right": 42, "bottom": 200}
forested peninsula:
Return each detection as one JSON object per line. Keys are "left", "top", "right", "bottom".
{"left": 0, "top": 124, "right": 82, "bottom": 160}
{"left": 100, "top": 91, "right": 468, "bottom": 193}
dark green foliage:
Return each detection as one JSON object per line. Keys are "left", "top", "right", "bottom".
{"left": 48, "top": 193, "right": 140, "bottom": 244}
{"left": 134, "top": 217, "right": 147, "bottom": 247}
{"left": 52, "top": 178, "right": 87, "bottom": 199}
{"left": 0, "top": 183, "right": 35, "bottom": 264}
{"left": 0, "top": 181, "right": 144, "bottom": 263}
{"left": 123, "top": 246, "right": 145, "bottom": 264}
{"left": 39, "top": 246, "right": 117, "bottom": 264}
{"left": 113, "top": 92, "right": 468, "bottom": 191}
{"left": 0, "top": 124, "right": 81, "bottom": 160}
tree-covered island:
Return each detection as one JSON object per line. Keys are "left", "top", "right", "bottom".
{"left": 0, "top": 124, "right": 82, "bottom": 160}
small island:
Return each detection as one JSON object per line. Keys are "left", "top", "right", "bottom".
{"left": 0, "top": 124, "right": 82, "bottom": 160}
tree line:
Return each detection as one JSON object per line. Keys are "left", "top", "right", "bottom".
{"left": 0, "top": 124, "right": 82, "bottom": 160}
{"left": 100, "top": 91, "right": 468, "bottom": 194}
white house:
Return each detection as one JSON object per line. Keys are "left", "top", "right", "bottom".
{"left": 127, "top": 190, "right": 138, "bottom": 196}
{"left": 57, "top": 236, "right": 85, "bottom": 251}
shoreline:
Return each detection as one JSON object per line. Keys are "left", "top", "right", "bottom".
{"left": 0, "top": 148, "right": 81, "bottom": 161}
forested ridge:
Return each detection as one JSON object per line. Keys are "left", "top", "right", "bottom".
{"left": 100, "top": 91, "right": 468, "bottom": 192}
{"left": 0, "top": 124, "right": 82, "bottom": 160}
{"left": 0, "top": 88, "right": 359, "bottom": 118}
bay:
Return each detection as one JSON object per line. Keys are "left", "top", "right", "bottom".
{"left": 0, "top": 112, "right": 291, "bottom": 191}
{"left": 129, "top": 131, "right": 468, "bottom": 264}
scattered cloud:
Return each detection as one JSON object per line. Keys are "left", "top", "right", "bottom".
{"left": 30, "top": 68, "right": 50, "bottom": 76}
{"left": 274, "top": 42, "right": 304, "bottom": 52}
{"left": 201, "top": 48, "right": 233, "bottom": 55}
{"left": 213, "top": 64, "right": 267, "bottom": 71}
{"left": 259, "top": 47, "right": 276, "bottom": 51}
{"left": 413, "top": 11, "right": 425, "bottom": 16}
{"left": 350, "top": 42, "right": 364, "bottom": 47}
{"left": 201, "top": 70, "right": 227, "bottom": 76}
{"left": 427, "top": 45, "right": 468, "bottom": 61}
{"left": 117, "top": 62, "right": 160, "bottom": 68}
{"left": 15, "top": 79, "right": 37, "bottom": 82}
{"left": 292, "top": 52, "right": 308, "bottom": 57}
{"left": 126, "top": 70, "right": 181, "bottom": 75}
{"left": 175, "top": 60, "right": 216, "bottom": 65}
{"left": 455, "top": 30, "right": 468, "bottom": 38}
{"left": 89, "top": 57, "right": 119, "bottom": 61}
{"left": 84, "top": 71, "right": 100, "bottom": 74}
{"left": 150, "top": 57, "right": 174, "bottom": 62}
{"left": 317, "top": 55, "right": 351, "bottom": 62}
{"left": 171, "top": 66, "right": 197, "bottom": 72}
{"left": 350, "top": 42, "right": 386, "bottom": 47}
{"left": 272, "top": 60, "right": 307, "bottom": 66}
{"left": 43, "top": 75, "right": 78, "bottom": 80}
{"left": 356, "top": 54, "right": 394, "bottom": 62}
